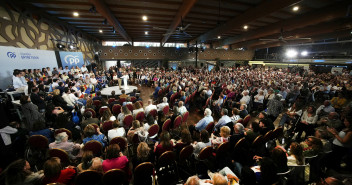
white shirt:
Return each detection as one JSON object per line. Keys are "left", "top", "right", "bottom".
{"left": 254, "top": 94, "right": 264, "bottom": 103}
{"left": 90, "top": 78, "right": 97, "bottom": 85}
{"left": 157, "top": 102, "right": 169, "bottom": 112}
{"left": 81, "top": 66, "right": 88, "bottom": 73}
{"left": 144, "top": 104, "right": 157, "bottom": 116}
{"left": 133, "top": 108, "right": 144, "bottom": 117}
{"left": 13, "top": 76, "right": 25, "bottom": 89}
{"left": 177, "top": 106, "right": 187, "bottom": 116}
{"left": 240, "top": 95, "right": 250, "bottom": 105}
{"left": 68, "top": 93, "right": 79, "bottom": 104}
{"left": 107, "top": 128, "right": 126, "bottom": 141}
{"left": 62, "top": 93, "right": 74, "bottom": 106}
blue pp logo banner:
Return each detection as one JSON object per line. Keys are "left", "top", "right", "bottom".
{"left": 59, "top": 51, "right": 84, "bottom": 69}
{"left": 7, "top": 52, "right": 16, "bottom": 58}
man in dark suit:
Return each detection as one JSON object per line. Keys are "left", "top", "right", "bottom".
{"left": 30, "top": 87, "right": 46, "bottom": 112}
{"left": 81, "top": 111, "right": 100, "bottom": 129}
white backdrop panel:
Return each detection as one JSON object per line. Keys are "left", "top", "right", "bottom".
{"left": 0, "top": 46, "right": 58, "bottom": 89}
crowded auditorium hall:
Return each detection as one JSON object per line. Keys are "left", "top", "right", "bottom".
{"left": 1, "top": 0, "right": 352, "bottom": 185}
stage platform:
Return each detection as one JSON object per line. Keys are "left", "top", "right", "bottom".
{"left": 100, "top": 85, "right": 138, "bottom": 96}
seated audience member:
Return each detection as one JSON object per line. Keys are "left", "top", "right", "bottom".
{"left": 30, "top": 87, "right": 46, "bottom": 112}
{"left": 132, "top": 142, "right": 154, "bottom": 170}
{"left": 81, "top": 111, "right": 100, "bottom": 129}
{"left": 0, "top": 159, "right": 43, "bottom": 185}
{"left": 102, "top": 144, "right": 129, "bottom": 173}
{"left": 127, "top": 120, "right": 142, "bottom": 143}
{"left": 176, "top": 101, "right": 188, "bottom": 116}
{"left": 245, "top": 121, "right": 261, "bottom": 144}
{"left": 77, "top": 150, "right": 103, "bottom": 173}
{"left": 42, "top": 157, "right": 76, "bottom": 185}
{"left": 119, "top": 89, "right": 129, "bottom": 99}
{"left": 29, "top": 121, "right": 54, "bottom": 143}
{"left": 301, "top": 136, "right": 323, "bottom": 157}
{"left": 174, "top": 129, "right": 192, "bottom": 154}
{"left": 117, "top": 105, "right": 131, "bottom": 126}
{"left": 279, "top": 102, "right": 303, "bottom": 127}
{"left": 316, "top": 100, "right": 335, "bottom": 117}
{"left": 229, "top": 123, "right": 245, "bottom": 149}
{"left": 270, "top": 147, "right": 289, "bottom": 173}
{"left": 144, "top": 99, "right": 157, "bottom": 117}
{"left": 230, "top": 108, "right": 241, "bottom": 123}
{"left": 92, "top": 91, "right": 102, "bottom": 101}
{"left": 194, "top": 108, "right": 214, "bottom": 131}
{"left": 192, "top": 130, "right": 211, "bottom": 157}
{"left": 296, "top": 105, "right": 318, "bottom": 141}
{"left": 317, "top": 112, "right": 343, "bottom": 130}
{"left": 52, "top": 89, "right": 70, "bottom": 111}
{"left": 82, "top": 124, "right": 106, "bottom": 147}
{"left": 211, "top": 126, "right": 230, "bottom": 148}
{"left": 49, "top": 132, "right": 81, "bottom": 159}
{"left": 214, "top": 108, "right": 232, "bottom": 132}
{"left": 108, "top": 121, "right": 126, "bottom": 141}
{"left": 330, "top": 92, "right": 347, "bottom": 112}
{"left": 239, "top": 104, "right": 248, "bottom": 119}
{"left": 184, "top": 176, "right": 200, "bottom": 185}
{"left": 154, "top": 131, "right": 173, "bottom": 158}
{"left": 287, "top": 142, "right": 305, "bottom": 166}
{"left": 257, "top": 112, "right": 274, "bottom": 135}
{"left": 132, "top": 102, "right": 144, "bottom": 118}
{"left": 314, "top": 129, "right": 332, "bottom": 152}
{"left": 100, "top": 109, "right": 116, "bottom": 122}
{"left": 157, "top": 97, "right": 169, "bottom": 112}
{"left": 20, "top": 95, "right": 44, "bottom": 130}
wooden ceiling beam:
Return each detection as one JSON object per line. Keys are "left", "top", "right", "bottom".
{"left": 161, "top": 0, "right": 198, "bottom": 45}
{"left": 90, "top": 0, "right": 132, "bottom": 44}
{"left": 220, "top": 0, "right": 351, "bottom": 46}
{"left": 244, "top": 21, "right": 351, "bottom": 49}
{"left": 250, "top": 30, "right": 352, "bottom": 50}
{"left": 192, "top": 0, "right": 301, "bottom": 43}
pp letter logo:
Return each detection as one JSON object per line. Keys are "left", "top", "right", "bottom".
{"left": 64, "top": 55, "right": 80, "bottom": 65}
{"left": 7, "top": 52, "right": 16, "bottom": 58}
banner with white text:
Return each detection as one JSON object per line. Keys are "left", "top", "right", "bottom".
{"left": 0, "top": 46, "right": 58, "bottom": 89}
{"left": 59, "top": 51, "right": 84, "bottom": 70}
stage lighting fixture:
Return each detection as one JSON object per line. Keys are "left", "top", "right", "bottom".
{"left": 301, "top": 51, "right": 308, "bottom": 56}
{"left": 145, "top": 31, "right": 148, "bottom": 35}
{"left": 286, "top": 49, "right": 298, "bottom": 58}
{"left": 142, "top": 15, "right": 148, "bottom": 21}
{"left": 56, "top": 43, "right": 65, "bottom": 50}
{"left": 103, "top": 19, "right": 107, "bottom": 25}
{"left": 73, "top": 12, "right": 79, "bottom": 17}
{"left": 112, "top": 27, "right": 116, "bottom": 33}
{"left": 243, "top": 25, "right": 248, "bottom": 29}
{"left": 217, "top": 36, "right": 221, "bottom": 39}
{"left": 293, "top": 6, "right": 299, "bottom": 11}
{"left": 99, "top": 29, "right": 103, "bottom": 33}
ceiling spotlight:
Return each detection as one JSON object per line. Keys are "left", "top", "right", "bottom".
{"left": 56, "top": 43, "right": 65, "bottom": 50}
{"left": 243, "top": 25, "right": 248, "bottom": 29}
{"left": 293, "top": 6, "right": 299, "bottom": 11}
{"left": 145, "top": 31, "right": 148, "bottom": 35}
{"left": 69, "top": 44, "right": 75, "bottom": 50}
{"left": 142, "top": 15, "right": 148, "bottom": 21}
{"left": 73, "top": 12, "right": 79, "bottom": 17}
{"left": 99, "top": 29, "right": 103, "bottom": 33}
{"left": 286, "top": 49, "right": 298, "bottom": 58}
{"left": 217, "top": 36, "right": 221, "bottom": 39}
{"left": 301, "top": 51, "right": 308, "bottom": 56}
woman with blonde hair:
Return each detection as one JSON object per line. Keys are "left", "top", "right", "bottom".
{"left": 132, "top": 142, "right": 154, "bottom": 170}
{"left": 211, "top": 126, "right": 230, "bottom": 148}
{"left": 133, "top": 102, "right": 144, "bottom": 117}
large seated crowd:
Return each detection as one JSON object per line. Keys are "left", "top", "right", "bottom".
{"left": 1, "top": 64, "right": 352, "bottom": 185}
